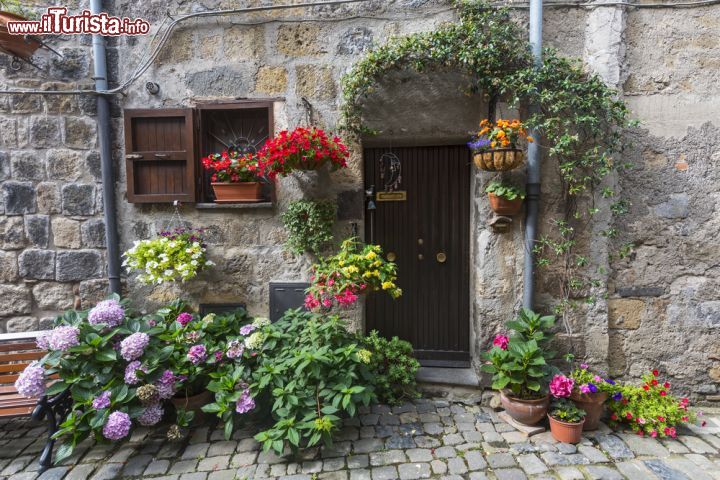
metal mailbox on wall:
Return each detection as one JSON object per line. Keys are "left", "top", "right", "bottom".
{"left": 269, "top": 282, "right": 310, "bottom": 323}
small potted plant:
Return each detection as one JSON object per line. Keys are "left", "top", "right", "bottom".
{"left": 257, "top": 126, "right": 349, "bottom": 180}
{"left": 201, "top": 150, "right": 264, "bottom": 203}
{"left": 569, "top": 363, "right": 615, "bottom": 430}
{"left": 485, "top": 180, "right": 526, "bottom": 215}
{"left": 122, "top": 227, "right": 214, "bottom": 284}
{"left": 468, "top": 118, "right": 533, "bottom": 171}
{"left": 0, "top": 1, "right": 41, "bottom": 60}
{"left": 548, "top": 398, "right": 586, "bottom": 443}
{"left": 482, "top": 309, "right": 557, "bottom": 425}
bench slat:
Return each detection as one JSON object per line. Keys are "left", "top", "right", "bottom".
{"left": 0, "top": 351, "right": 45, "bottom": 362}
{"left": 0, "top": 362, "right": 31, "bottom": 374}
{"left": 0, "top": 341, "right": 40, "bottom": 353}
{"left": 0, "top": 406, "right": 35, "bottom": 417}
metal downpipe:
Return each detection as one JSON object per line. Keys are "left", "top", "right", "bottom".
{"left": 523, "top": 0, "right": 543, "bottom": 310}
{"left": 90, "top": 0, "right": 122, "bottom": 295}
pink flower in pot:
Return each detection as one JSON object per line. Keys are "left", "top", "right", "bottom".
{"left": 492, "top": 334, "right": 509, "bottom": 350}
{"left": 549, "top": 374, "right": 574, "bottom": 398}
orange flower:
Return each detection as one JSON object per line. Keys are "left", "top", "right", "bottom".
{"left": 491, "top": 141, "right": 496, "bottom": 148}
{"left": 480, "top": 119, "right": 490, "bottom": 127}
{"left": 502, "top": 139, "right": 510, "bottom": 147}
{"left": 479, "top": 127, "right": 490, "bottom": 135}
{"left": 527, "top": 136, "right": 534, "bottom": 143}
{"left": 496, "top": 130, "right": 506, "bottom": 139}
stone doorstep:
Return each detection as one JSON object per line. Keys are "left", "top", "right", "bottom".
{"left": 416, "top": 367, "right": 480, "bottom": 388}
{"left": 498, "top": 411, "right": 546, "bottom": 436}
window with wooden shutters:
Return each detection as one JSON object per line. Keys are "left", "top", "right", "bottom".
{"left": 124, "top": 109, "right": 197, "bottom": 203}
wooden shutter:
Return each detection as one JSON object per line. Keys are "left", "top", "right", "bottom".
{"left": 124, "top": 109, "right": 197, "bottom": 203}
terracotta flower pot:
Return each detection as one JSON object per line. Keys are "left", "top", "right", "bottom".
{"left": 172, "top": 390, "right": 213, "bottom": 424}
{"left": 488, "top": 193, "right": 523, "bottom": 216}
{"left": 0, "top": 12, "right": 42, "bottom": 59}
{"left": 570, "top": 390, "right": 608, "bottom": 431}
{"left": 473, "top": 148, "right": 524, "bottom": 171}
{"left": 211, "top": 182, "right": 263, "bottom": 203}
{"left": 548, "top": 414, "right": 585, "bottom": 443}
{"left": 499, "top": 390, "right": 550, "bottom": 426}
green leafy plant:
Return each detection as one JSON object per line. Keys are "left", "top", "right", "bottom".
{"left": 122, "top": 227, "right": 214, "bottom": 284}
{"left": 0, "top": 0, "right": 37, "bottom": 18}
{"left": 362, "top": 330, "right": 420, "bottom": 405}
{"left": 249, "top": 310, "right": 375, "bottom": 454}
{"left": 481, "top": 309, "right": 558, "bottom": 399}
{"left": 305, "top": 237, "right": 402, "bottom": 310}
{"left": 281, "top": 200, "right": 336, "bottom": 256}
{"left": 606, "top": 370, "right": 697, "bottom": 438}
{"left": 550, "top": 398, "right": 586, "bottom": 423}
{"left": 485, "top": 180, "right": 526, "bottom": 201}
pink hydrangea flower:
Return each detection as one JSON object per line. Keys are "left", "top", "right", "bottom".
{"left": 549, "top": 374, "right": 574, "bottom": 398}
{"left": 120, "top": 332, "right": 149, "bottom": 361}
{"left": 47, "top": 326, "right": 80, "bottom": 351}
{"left": 188, "top": 344, "right": 207, "bottom": 364}
{"left": 88, "top": 299, "right": 125, "bottom": 328}
{"left": 15, "top": 362, "right": 46, "bottom": 398}
{"left": 92, "top": 391, "right": 111, "bottom": 409}
{"left": 235, "top": 389, "right": 255, "bottom": 414}
{"left": 102, "top": 411, "right": 131, "bottom": 440}
{"left": 492, "top": 334, "right": 509, "bottom": 350}
{"left": 176, "top": 312, "right": 193, "bottom": 327}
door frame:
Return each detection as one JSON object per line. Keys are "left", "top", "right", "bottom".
{"left": 361, "top": 142, "right": 475, "bottom": 368}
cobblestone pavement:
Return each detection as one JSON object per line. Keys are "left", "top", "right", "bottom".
{"left": 1, "top": 397, "right": 719, "bottom": 480}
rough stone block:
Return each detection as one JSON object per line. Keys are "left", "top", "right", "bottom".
{"left": 44, "top": 94, "right": 79, "bottom": 114}
{"left": 337, "top": 27, "right": 373, "bottom": 54}
{"left": 52, "top": 217, "right": 82, "bottom": 248}
{"left": 0, "top": 285, "right": 31, "bottom": 315}
{"left": 295, "top": 65, "right": 337, "bottom": 100}
{"left": 64, "top": 117, "right": 97, "bottom": 148}
{"left": 85, "top": 151, "right": 101, "bottom": 180}
{"left": 608, "top": 299, "right": 644, "bottom": 329}
{"left": 3, "top": 181, "right": 36, "bottom": 215}
{"left": 10, "top": 94, "right": 42, "bottom": 113}
{"left": 56, "top": 250, "right": 102, "bottom": 281}
{"left": 11, "top": 151, "right": 46, "bottom": 181}
{"left": 81, "top": 218, "right": 105, "bottom": 248}
{"left": 185, "top": 66, "right": 255, "bottom": 97}
{"left": 62, "top": 183, "right": 95, "bottom": 215}
{"left": 19, "top": 249, "right": 56, "bottom": 280}
{"left": 0, "top": 251, "right": 18, "bottom": 282}
{"left": 29, "top": 116, "right": 61, "bottom": 148}
{"left": 157, "top": 29, "right": 193, "bottom": 63}
{"left": 223, "top": 25, "right": 264, "bottom": 60}
{"left": 47, "top": 149, "right": 84, "bottom": 181}
{"left": 5, "top": 316, "right": 38, "bottom": 332}
{"left": 255, "top": 66, "right": 288, "bottom": 96}
{"left": 0, "top": 151, "right": 10, "bottom": 180}
{"left": 50, "top": 47, "right": 90, "bottom": 80}
{"left": 617, "top": 286, "right": 665, "bottom": 298}
{"left": 32, "top": 282, "right": 74, "bottom": 310}
{"left": 276, "top": 24, "right": 325, "bottom": 56}
{"left": 25, "top": 215, "right": 50, "bottom": 248}
{"left": 0, "top": 118, "right": 17, "bottom": 148}
{"left": 0, "top": 215, "right": 26, "bottom": 249}
{"left": 36, "top": 182, "right": 61, "bottom": 214}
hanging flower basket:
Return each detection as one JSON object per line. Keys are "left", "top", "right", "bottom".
{"left": 0, "top": 12, "right": 41, "bottom": 59}
{"left": 474, "top": 149, "right": 525, "bottom": 172}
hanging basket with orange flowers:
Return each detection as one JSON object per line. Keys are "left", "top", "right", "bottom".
{"left": 468, "top": 119, "right": 534, "bottom": 171}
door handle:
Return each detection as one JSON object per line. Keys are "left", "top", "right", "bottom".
{"left": 418, "top": 254, "right": 424, "bottom": 260}
{"left": 436, "top": 252, "right": 447, "bottom": 263}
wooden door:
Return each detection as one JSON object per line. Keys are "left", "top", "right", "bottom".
{"left": 364, "top": 145, "right": 471, "bottom": 367}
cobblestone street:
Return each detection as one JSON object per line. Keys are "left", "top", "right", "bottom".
{"left": 1, "top": 398, "right": 719, "bottom": 480}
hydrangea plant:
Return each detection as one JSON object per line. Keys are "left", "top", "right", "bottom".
{"left": 122, "top": 227, "right": 214, "bottom": 284}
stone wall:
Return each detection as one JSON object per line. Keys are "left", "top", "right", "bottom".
{"left": 0, "top": 0, "right": 717, "bottom": 401}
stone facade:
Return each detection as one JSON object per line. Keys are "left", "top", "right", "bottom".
{"left": 0, "top": 1, "right": 718, "bottom": 401}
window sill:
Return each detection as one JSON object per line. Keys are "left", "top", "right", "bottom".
{"left": 195, "top": 202, "right": 274, "bottom": 210}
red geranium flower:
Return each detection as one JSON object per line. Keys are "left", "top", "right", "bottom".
{"left": 659, "top": 391, "right": 667, "bottom": 396}
{"left": 652, "top": 369, "right": 659, "bottom": 376}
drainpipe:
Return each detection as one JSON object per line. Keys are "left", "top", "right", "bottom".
{"left": 522, "top": 0, "right": 543, "bottom": 310}
{"left": 90, "top": 0, "right": 122, "bottom": 295}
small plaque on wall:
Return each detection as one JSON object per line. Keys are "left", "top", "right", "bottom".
{"left": 376, "top": 191, "right": 407, "bottom": 202}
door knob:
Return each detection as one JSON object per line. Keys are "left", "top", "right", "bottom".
{"left": 436, "top": 252, "right": 447, "bottom": 263}
{"left": 387, "top": 252, "right": 396, "bottom": 261}
{"left": 418, "top": 254, "right": 424, "bottom": 260}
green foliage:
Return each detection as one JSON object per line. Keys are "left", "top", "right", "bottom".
{"left": 362, "top": 330, "right": 420, "bottom": 405}
{"left": 481, "top": 308, "right": 558, "bottom": 399}
{"left": 485, "top": 180, "right": 526, "bottom": 200}
{"left": 550, "top": 398, "right": 586, "bottom": 423}
{"left": 606, "top": 371, "right": 696, "bottom": 438}
{"left": 340, "top": 0, "right": 634, "bottom": 337}
{"left": 250, "top": 310, "right": 375, "bottom": 454}
{"left": 281, "top": 200, "right": 336, "bottom": 256}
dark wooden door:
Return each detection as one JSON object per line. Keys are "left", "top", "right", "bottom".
{"left": 364, "top": 145, "right": 471, "bottom": 367}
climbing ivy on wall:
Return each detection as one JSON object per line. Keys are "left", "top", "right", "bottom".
{"left": 340, "top": 0, "right": 636, "bottom": 334}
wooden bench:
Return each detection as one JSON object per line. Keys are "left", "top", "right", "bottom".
{"left": 0, "top": 331, "right": 70, "bottom": 471}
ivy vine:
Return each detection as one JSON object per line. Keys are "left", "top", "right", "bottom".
{"left": 340, "top": 0, "right": 636, "bottom": 334}
{"left": 281, "top": 200, "right": 336, "bottom": 256}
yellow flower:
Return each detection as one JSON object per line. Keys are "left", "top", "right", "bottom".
{"left": 373, "top": 261, "right": 382, "bottom": 267}
{"left": 382, "top": 281, "right": 395, "bottom": 290}
{"left": 357, "top": 349, "right": 372, "bottom": 364}
{"left": 365, "top": 251, "right": 377, "bottom": 260}
{"left": 373, "top": 270, "right": 381, "bottom": 277}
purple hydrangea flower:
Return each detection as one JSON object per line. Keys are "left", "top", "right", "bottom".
{"left": 36, "top": 331, "right": 50, "bottom": 350}
{"left": 47, "top": 326, "right": 80, "bottom": 351}
{"left": 176, "top": 312, "right": 193, "bottom": 327}
{"left": 124, "top": 360, "right": 147, "bottom": 385}
{"left": 92, "top": 391, "right": 111, "bottom": 409}
{"left": 102, "top": 411, "right": 132, "bottom": 440}
{"left": 120, "top": 332, "right": 150, "bottom": 361}
{"left": 467, "top": 139, "right": 491, "bottom": 151}
{"left": 214, "top": 351, "right": 223, "bottom": 362}
{"left": 235, "top": 389, "right": 255, "bottom": 414}
{"left": 138, "top": 404, "right": 164, "bottom": 426}
{"left": 187, "top": 345, "right": 207, "bottom": 365}
{"left": 226, "top": 339, "right": 244, "bottom": 359}
{"left": 154, "top": 370, "right": 177, "bottom": 400}
{"left": 15, "top": 362, "right": 46, "bottom": 398}
{"left": 88, "top": 299, "right": 125, "bottom": 328}
{"left": 239, "top": 324, "right": 256, "bottom": 336}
